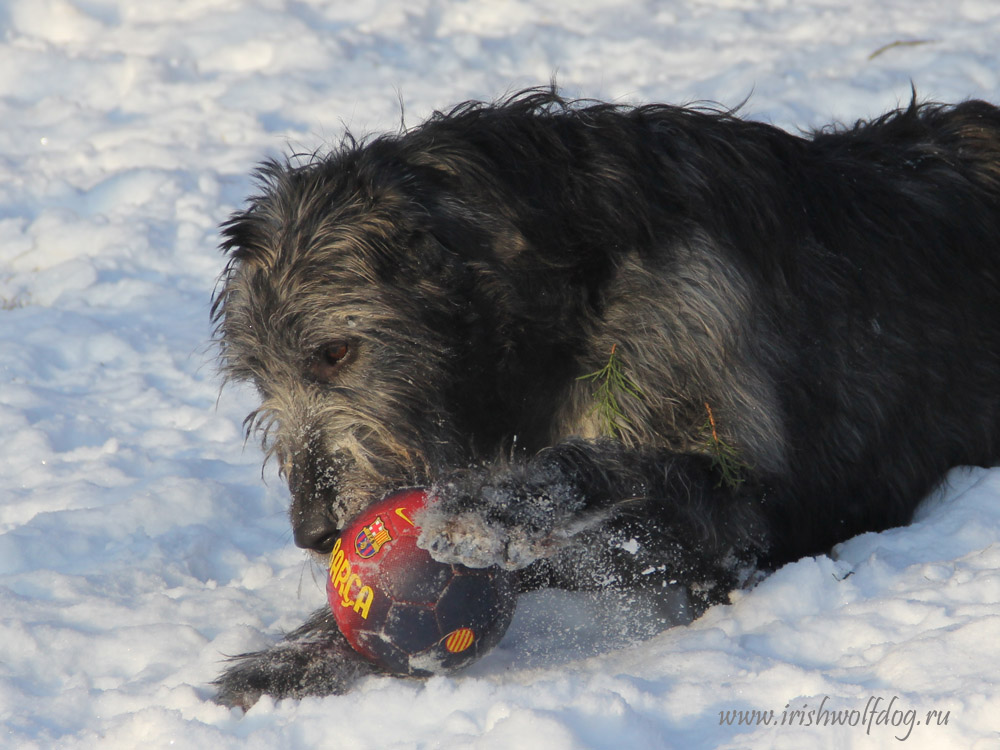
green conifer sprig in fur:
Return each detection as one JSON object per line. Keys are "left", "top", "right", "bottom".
{"left": 702, "top": 402, "right": 751, "bottom": 490}
{"left": 578, "top": 344, "right": 643, "bottom": 438}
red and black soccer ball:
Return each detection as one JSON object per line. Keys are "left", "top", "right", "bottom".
{"left": 327, "top": 488, "right": 517, "bottom": 676}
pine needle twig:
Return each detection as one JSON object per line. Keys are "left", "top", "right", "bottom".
{"left": 578, "top": 344, "right": 643, "bottom": 438}
{"left": 702, "top": 402, "right": 751, "bottom": 490}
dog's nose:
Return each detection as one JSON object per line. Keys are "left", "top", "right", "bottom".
{"left": 292, "top": 514, "right": 340, "bottom": 554}
{"left": 287, "top": 456, "right": 342, "bottom": 553}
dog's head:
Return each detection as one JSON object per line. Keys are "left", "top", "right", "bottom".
{"left": 212, "top": 132, "right": 584, "bottom": 554}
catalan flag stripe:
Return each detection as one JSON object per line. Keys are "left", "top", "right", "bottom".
{"left": 444, "top": 628, "right": 475, "bottom": 653}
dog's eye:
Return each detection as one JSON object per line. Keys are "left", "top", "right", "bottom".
{"left": 309, "top": 341, "right": 350, "bottom": 382}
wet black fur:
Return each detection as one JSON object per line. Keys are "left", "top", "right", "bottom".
{"left": 211, "top": 89, "right": 1000, "bottom": 707}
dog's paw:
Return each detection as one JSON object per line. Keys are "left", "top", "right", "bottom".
{"left": 213, "top": 610, "right": 383, "bottom": 709}
{"left": 416, "top": 470, "right": 587, "bottom": 570}
{"left": 416, "top": 505, "right": 548, "bottom": 569}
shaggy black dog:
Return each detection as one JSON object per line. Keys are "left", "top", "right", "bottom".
{"left": 211, "top": 89, "right": 1000, "bottom": 708}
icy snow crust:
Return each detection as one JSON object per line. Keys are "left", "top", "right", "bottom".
{"left": 2, "top": 1, "right": 1000, "bottom": 747}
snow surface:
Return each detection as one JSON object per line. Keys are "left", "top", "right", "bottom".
{"left": 2, "top": 0, "right": 1000, "bottom": 747}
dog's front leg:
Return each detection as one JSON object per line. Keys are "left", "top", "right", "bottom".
{"left": 213, "top": 607, "right": 386, "bottom": 708}
{"left": 418, "top": 438, "right": 771, "bottom": 607}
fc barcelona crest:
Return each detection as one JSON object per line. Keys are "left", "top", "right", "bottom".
{"left": 355, "top": 515, "right": 392, "bottom": 558}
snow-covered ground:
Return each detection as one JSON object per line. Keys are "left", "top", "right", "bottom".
{"left": 2, "top": 1, "right": 1000, "bottom": 747}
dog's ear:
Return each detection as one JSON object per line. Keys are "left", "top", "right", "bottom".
{"left": 425, "top": 201, "right": 528, "bottom": 266}
{"left": 399, "top": 158, "right": 530, "bottom": 265}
